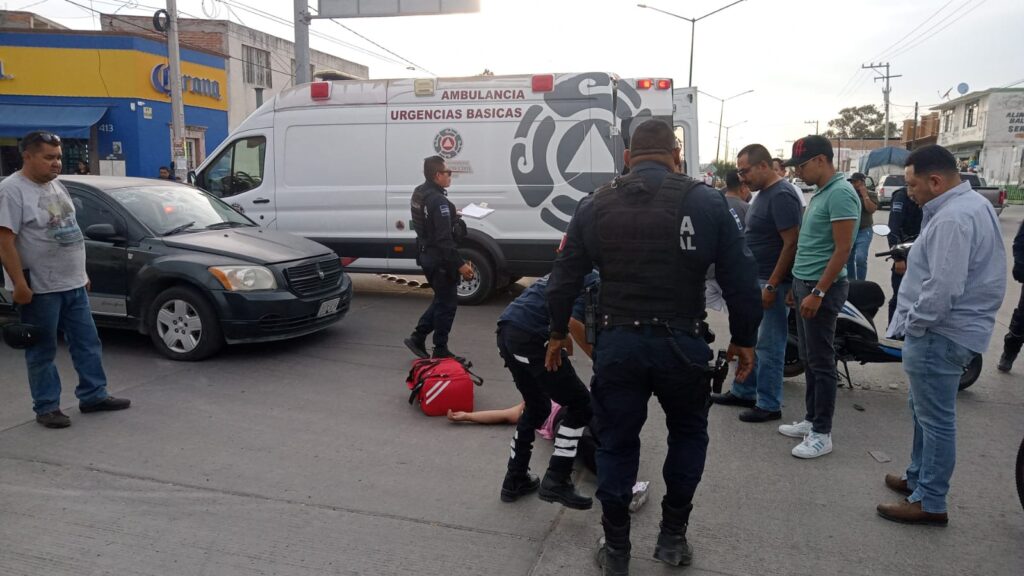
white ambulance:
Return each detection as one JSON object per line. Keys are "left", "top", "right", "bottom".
{"left": 191, "top": 72, "right": 700, "bottom": 303}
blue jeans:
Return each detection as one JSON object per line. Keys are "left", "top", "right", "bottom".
{"left": 19, "top": 287, "right": 109, "bottom": 415}
{"left": 902, "top": 331, "right": 974, "bottom": 514}
{"left": 846, "top": 227, "right": 872, "bottom": 281}
{"left": 729, "top": 280, "right": 791, "bottom": 412}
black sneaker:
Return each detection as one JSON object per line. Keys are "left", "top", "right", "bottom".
{"left": 79, "top": 396, "right": 131, "bottom": 413}
{"left": 739, "top": 406, "right": 782, "bottom": 422}
{"left": 710, "top": 391, "right": 756, "bottom": 408}
{"left": 36, "top": 410, "right": 71, "bottom": 429}
{"left": 997, "top": 353, "right": 1014, "bottom": 373}
{"left": 404, "top": 334, "right": 429, "bottom": 359}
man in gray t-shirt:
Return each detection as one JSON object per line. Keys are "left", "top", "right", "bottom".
{"left": 0, "top": 131, "right": 130, "bottom": 428}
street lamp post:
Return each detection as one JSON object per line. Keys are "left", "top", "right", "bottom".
{"left": 637, "top": 1, "right": 746, "bottom": 87}
{"left": 709, "top": 119, "right": 747, "bottom": 163}
{"left": 700, "top": 89, "right": 754, "bottom": 163}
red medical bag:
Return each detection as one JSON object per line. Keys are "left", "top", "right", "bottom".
{"left": 406, "top": 357, "right": 483, "bottom": 416}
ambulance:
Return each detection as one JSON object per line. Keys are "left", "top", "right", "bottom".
{"left": 190, "top": 72, "right": 700, "bottom": 303}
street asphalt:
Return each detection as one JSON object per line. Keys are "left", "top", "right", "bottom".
{"left": 1, "top": 208, "right": 1021, "bottom": 576}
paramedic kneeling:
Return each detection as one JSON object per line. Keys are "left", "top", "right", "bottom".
{"left": 404, "top": 156, "right": 474, "bottom": 360}
{"left": 546, "top": 119, "right": 762, "bottom": 575}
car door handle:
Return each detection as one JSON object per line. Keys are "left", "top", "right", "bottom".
{"left": 252, "top": 198, "right": 271, "bottom": 204}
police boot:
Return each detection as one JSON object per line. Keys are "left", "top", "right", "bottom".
{"left": 999, "top": 320, "right": 1023, "bottom": 372}
{"left": 403, "top": 332, "right": 429, "bottom": 359}
{"left": 432, "top": 345, "right": 472, "bottom": 367}
{"left": 653, "top": 501, "right": 694, "bottom": 567}
{"left": 595, "top": 516, "right": 630, "bottom": 576}
{"left": 501, "top": 430, "right": 540, "bottom": 502}
{"left": 538, "top": 469, "right": 592, "bottom": 510}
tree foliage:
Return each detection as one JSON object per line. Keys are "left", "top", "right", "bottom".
{"left": 823, "top": 105, "right": 901, "bottom": 139}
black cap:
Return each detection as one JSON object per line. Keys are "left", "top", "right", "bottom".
{"left": 848, "top": 172, "right": 867, "bottom": 182}
{"left": 783, "top": 135, "right": 833, "bottom": 167}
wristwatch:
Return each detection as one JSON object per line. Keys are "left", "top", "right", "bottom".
{"left": 764, "top": 284, "right": 777, "bottom": 293}
{"left": 811, "top": 287, "right": 827, "bottom": 298}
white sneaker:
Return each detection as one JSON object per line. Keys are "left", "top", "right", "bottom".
{"left": 792, "top": 431, "right": 833, "bottom": 459}
{"left": 778, "top": 420, "right": 813, "bottom": 438}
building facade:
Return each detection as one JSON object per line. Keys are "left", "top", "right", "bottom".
{"left": 0, "top": 28, "right": 228, "bottom": 178}
{"left": 828, "top": 137, "right": 887, "bottom": 174}
{"left": 933, "top": 88, "right": 1024, "bottom": 186}
{"left": 901, "top": 112, "right": 940, "bottom": 150}
{"left": 101, "top": 15, "right": 369, "bottom": 129}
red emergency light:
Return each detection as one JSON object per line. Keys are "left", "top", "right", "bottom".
{"left": 656, "top": 79, "right": 671, "bottom": 90}
{"left": 310, "top": 81, "right": 332, "bottom": 101}
{"left": 636, "top": 79, "right": 653, "bottom": 90}
{"left": 532, "top": 74, "right": 554, "bottom": 92}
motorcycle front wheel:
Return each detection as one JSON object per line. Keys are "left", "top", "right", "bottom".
{"left": 958, "top": 354, "right": 983, "bottom": 390}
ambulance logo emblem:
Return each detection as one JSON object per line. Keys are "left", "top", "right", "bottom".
{"left": 434, "top": 128, "right": 463, "bottom": 159}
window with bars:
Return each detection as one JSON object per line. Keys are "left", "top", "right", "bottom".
{"left": 242, "top": 45, "right": 272, "bottom": 88}
{"left": 963, "top": 101, "right": 979, "bottom": 128}
{"left": 941, "top": 109, "right": 955, "bottom": 133}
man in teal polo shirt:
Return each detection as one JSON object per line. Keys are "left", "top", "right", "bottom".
{"left": 777, "top": 136, "right": 860, "bottom": 459}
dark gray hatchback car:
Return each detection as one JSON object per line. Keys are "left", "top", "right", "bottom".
{"left": 0, "top": 176, "right": 352, "bottom": 361}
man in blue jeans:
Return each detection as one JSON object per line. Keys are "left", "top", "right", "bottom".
{"left": 711, "top": 144, "right": 802, "bottom": 423}
{"left": 844, "top": 173, "right": 878, "bottom": 281}
{"left": 0, "top": 131, "right": 130, "bottom": 429}
{"left": 779, "top": 135, "right": 859, "bottom": 459}
{"left": 879, "top": 145, "right": 1005, "bottom": 526}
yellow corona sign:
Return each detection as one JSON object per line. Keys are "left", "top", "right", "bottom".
{"left": 0, "top": 46, "right": 228, "bottom": 111}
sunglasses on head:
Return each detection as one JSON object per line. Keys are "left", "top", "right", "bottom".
{"left": 22, "top": 131, "right": 61, "bottom": 151}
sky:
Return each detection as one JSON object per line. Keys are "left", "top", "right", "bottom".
{"left": 17, "top": 0, "right": 1024, "bottom": 164}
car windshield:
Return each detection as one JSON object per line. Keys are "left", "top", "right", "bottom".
{"left": 884, "top": 175, "right": 906, "bottom": 186}
{"left": 107, "top": 184, "right": 254, "bottom": 235}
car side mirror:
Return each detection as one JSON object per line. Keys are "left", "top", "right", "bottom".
{"left": 872, "top": 224, "right": 891, "bottom": 237}
{"left": 187, "top": 170, "right": 197, "bottom": 185}
{"left": 85, "top": 223, "right": 124, "bottom": 242}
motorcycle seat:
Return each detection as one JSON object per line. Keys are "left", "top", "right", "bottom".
{"left": 847, "top": 280, "right": 886, "bottom": 321}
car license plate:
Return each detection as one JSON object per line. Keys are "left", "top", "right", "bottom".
{"left": 317, "top": 298, "right": 341, "bottom": 318}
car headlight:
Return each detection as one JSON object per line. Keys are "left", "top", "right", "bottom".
{"left": 209, "top": 266, "right": 277, "bottom": 291}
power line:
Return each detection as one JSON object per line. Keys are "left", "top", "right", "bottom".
{"left": 866, "top": 0, "right": 957, "bottom": 62}
{"left": 887, "top": 0, "right": 989, "bottom": 61}
{"left": 215, "top": 0, "right": 417, "bottom": 71}
{"left": 307, "top": 3, "right": 433, "bottom": 75}
{"left": 63, "top": 0, "right": 297, "bottom": 78}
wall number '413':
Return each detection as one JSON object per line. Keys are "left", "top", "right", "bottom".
{"left": 98, "top": 124, "right": 115, "bottom": 133}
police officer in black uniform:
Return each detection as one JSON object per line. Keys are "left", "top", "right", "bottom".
{"left": 404, "top": 156, "right": 474, "bottom": 359}
{"left": 885, "top": 185, "right": 923, "bottom": 322}
{"left": 546, "top": 120, "right": 761, "bottom": 575}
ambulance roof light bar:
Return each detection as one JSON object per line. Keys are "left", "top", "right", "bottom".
{"left": 532, "top": 74, "right": 553, "bottom": 92}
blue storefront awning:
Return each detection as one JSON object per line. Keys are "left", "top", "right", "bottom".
{"left": 0, "top": 104, "right": 108, "bottom": 139}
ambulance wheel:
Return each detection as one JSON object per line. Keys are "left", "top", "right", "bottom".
{"left": 456, "top": 247, "right": 494, "bottom": 306}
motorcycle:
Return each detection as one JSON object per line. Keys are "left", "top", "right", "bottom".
{"left": 783, "top": 224, "right": 983, "bottom": 390}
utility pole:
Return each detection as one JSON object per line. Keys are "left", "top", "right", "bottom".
{"left": 804, "top": 120, "right": 819, "bottom": 135}
{"left": 166, "top": 0, "right": 187, "bottom": 181}
{"left": 294, "top": 0, "right": 311, "bottom": 84}
{"left": 910, "top": 101, "right": 919, "bottom": 150}
{"left": 863, "top": 62, "right": 902, "bottom": 148}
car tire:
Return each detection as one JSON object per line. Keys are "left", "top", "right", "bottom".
{"left": 456, "top": 247, "right": 494, "bottom": 306}
{"left": 148, "top": 285, "right": 224, "bottom": 361}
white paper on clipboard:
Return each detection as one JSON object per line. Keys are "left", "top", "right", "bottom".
{"left": 460, "top": 203, "right": 495, "bottom": 219}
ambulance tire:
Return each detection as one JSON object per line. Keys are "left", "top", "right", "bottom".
{"left": 456, "top": 247, "right": 494, "bottom": 306}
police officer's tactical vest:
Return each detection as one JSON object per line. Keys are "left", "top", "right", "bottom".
{"left": 410, "top": 183, "right": 467, "bottom": 247}
{"left": 594, "top": 172, "right": 706, "bottom": 320}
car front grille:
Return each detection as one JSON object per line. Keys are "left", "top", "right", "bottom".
{"left": 284, "top": 258, "right": 343, "bottom": 296}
